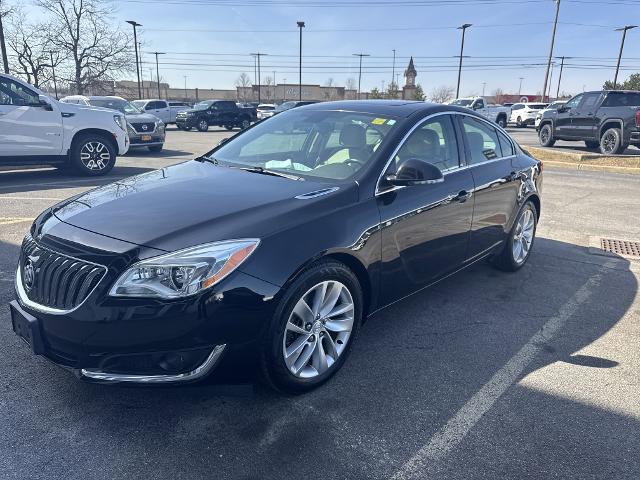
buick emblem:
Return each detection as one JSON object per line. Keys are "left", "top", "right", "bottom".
{"left": 23, "top": 259, "right": 35, "bottom": 292}
{"left": 141, "top": 124, "right": 148, "bottom": 131}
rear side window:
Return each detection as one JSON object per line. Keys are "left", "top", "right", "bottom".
{"left": 145, "top": 101, "right": 160, "bottom": 110}
{"left": 156, "top": 101, "right": 168, "bottom": 108}
{"left": 218, "top": 101, "right": 236, "bottom": 110}
{"left": 602, "top": 92, "right": 640, "bottom": 107}
{"left": 578, "top": 93, "right": 601, "bottom": 110}
{"left": 461, "top": 116, "right": 501, "bottom": 164}
{"left": 498, "top": 131, "right": 515, "bottom": 157}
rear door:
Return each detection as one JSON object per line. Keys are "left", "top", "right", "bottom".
{"left": 0, "top": 76, "right": 63, "bottom": 157}
{"left": 458, "top": 115, "right": 520, "bottom": 259}
{"left": 146, "top": 100, "right": 170, "bottom": 122}
{"left": 571, "top": 92, "right": 602, "bottom": 140}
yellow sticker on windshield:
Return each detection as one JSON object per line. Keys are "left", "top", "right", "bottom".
{"left": 371, "top": 118, "right": 387, "bottom": 125}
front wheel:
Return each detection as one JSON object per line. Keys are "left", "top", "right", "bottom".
{"left": 70, "top": 134, "right": 116, "bottom": 176}
{"left": 516, "top": 116, "right": 523, "bottom": 127}
{"left": 497, "top": 116, "right": 507, "bottom": 128}
{"left": 600, "top": 128, "right": 626, "bottom": 155}
{"left": 240, "top": 118, "right": 251, "bottom": 130}
{"left": 538, "top": 124, "right": 555, "bottom": 147}
{"left": 224, "top": 125, "right": 234, "bottom": 131}
{"left": 492, "top": 201, "right": 538, "bottom": 272}
{"left": 197, "top": 119, "right": 209, "bottom": 132}
{"left": 260, "top": 260, "right": 362, "bottom": 394}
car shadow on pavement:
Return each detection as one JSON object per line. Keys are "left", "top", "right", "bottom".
{"left": 125, "top": 148, "right": 193, "bottom": 157}
{"left": 1, "top": 236, "right": 638, "bottom": 479}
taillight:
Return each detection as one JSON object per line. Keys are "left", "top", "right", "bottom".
{"left": 538, "top": 160, "right": 544, "bottom": 173}
{"left": 636, "top": 110, "right": 640, "bottom": 128}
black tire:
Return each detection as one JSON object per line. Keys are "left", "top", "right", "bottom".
{"left": 183, "top": 126, "right": 192, "bottom": 131}
{"left": 69, "top": 133, "right": 116, "bottom": 176}
{"left": 599, "top": 128, "right": 626, "bottom": 155}
{"left": 516, "top": 116, "right": 523, "bottom": 127}
{"left": 224, "top": 125, "right": 234, "bottom": 131}
{"left": 196, "top": 119, "right": 209, "bottom": 132}
{"left": 259, "top": 260, "right": 363, "bottom": 394}
{"left": 585, "top": 140, "right": 600, "bottom": 149}
{"left": 175, "top": 124, "right": 182, "bottom": 131}
{"left": 240, "top": 118, "right": 251, "bottom": 130}
{"left": 492, "top": 201, "right": 538, "bottom": 272}
{"left": 148, "top": 145, "right": 163, "bottom": 152}
{"left": 497, "top": 116, "right": 507, "bottom": 128}
{"left": 538, "top": 124, "right": 555, "bottom": 147}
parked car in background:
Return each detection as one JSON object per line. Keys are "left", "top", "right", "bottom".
{"left": 537, "top": 90, "right": 640, "bottom": 154}
{"left": 237, "top": 102, "right": 258, "bottom": 122}
{"left": 256, "top": 103, "right": 276, "bottom": 120}
{"left": 131, "top": 99, "right": 190, "bottom": 124}
{"left": 61, "top": 95, "right": 166, "bottom": 152}
{"left": 175, "top": 100, "right": 253, "bottom": 131}
{"left": 10, "top": 100, "right": 542, "bottom": 393}
{"left": 534, "top": 100, "right": 566, "bottom": 128}
{"left": 0, "top": 73, "right": 128, "bottom": 175}
{"left": 450, "top": 97, "right": 509, "bottom": 128}
{"left": 273, "top": 100, "right": 318, "bottom": 115}
{"left": 509, "top": 102, "right": 548, "bottom": 127}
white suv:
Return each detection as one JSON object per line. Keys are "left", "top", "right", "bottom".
{"left": 509, "top": 102, "right": 548, "bottom": 128}
{"left": 0, "top": 73, "right": 129, "bottom": 176}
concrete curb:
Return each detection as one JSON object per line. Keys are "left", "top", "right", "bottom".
{"left": 525, "top": 146, "right": 640, "bottom": 175}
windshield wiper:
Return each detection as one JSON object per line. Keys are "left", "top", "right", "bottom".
{"left": 196, "top": 155, "right": 219, "bottom": 165}
{"left": 235, "top": 166, "right": 303, "bottom": 181}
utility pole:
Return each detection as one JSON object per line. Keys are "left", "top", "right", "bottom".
{"left": 0, "top": 2, "right": 9, "bottom": 74}
{"left": 183, "top": 75, "right": 187, "bottom": 100}
{"left": 482, "top": 82, "right": 486, "bottom": 96}
{"left": 126, "top": 21, "right": 143, "bottom": 99}
{"left": 518, "top": 77, "right": 524, "bottom": 96}
{"left": 49, "top": 51, "right": 58, "bottom": 99}
{"left": 456, "top": 24, "right": 472, "bottom": 99}
{"left": 391, "top": 49, "right": 396, "bottom": 96}
{"left": 283, "top": 78, "right": 286, "bottom": 101}
{"left": 152, "top": 52, "right": 165, "bottom": 99}
{"left": 297, "top": 21, "right": 305, "bottom": 101}
{"left": 251, "top": 53, "right": 266, "bottom": 103}
{"left": 273, "top": 70, "right": 276, "bottom": 100}
{"left": 556, "top": 56, "right": 565, "bottom": 98}
{"left": 542, "top": 0, "right": 561, "bottom": 102}
{"left": 353, "top": 53, "right": 370, "bottom": 100}
{"left": 613, "top": 25, "right": 637, "bottom": 89}
{"left": 547, "top": 62, "right": 554, "bottom": 100}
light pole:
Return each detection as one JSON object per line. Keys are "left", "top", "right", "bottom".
{"left": 48, "top": 51, "right": 58, "bottom": 99}
{"left": 183, "top": 75, "right": 187, "bottom": 100}
{"left": 251, "top": 53, "right": 266, "bottom": 103}
{"left": 482, "top": 82, "right": 486, "bottom": 96}
{"left": 518, "top": 77, "right": 524, "bottom": 96}
{"left": 353, "top": 53, "right": 370, "bottom": 100}
{"left": 542, "top": 0, "right": 561, "bottom": 102}
{"left": 297, "top": 21, "right": 305, "bottom": 101}
{"left": 556, "top": 56, "right": 565, "bottom": 98}
{"left": 456, "top": 24, "right": 472, "bottom": 99}
{"left": 283, "top": 78, "right": 286, "bottom": 101}
{"left": 152, "top": 52, "right": 165, "bottom": 99}
{"left": 613, "top": 25, "right": 637, "bottom": 89}
{"left": 391, "top": 48, "right": 396, "bottom": 97}
{"left": 126, "top": 20, "right": 142, "bottom": 99}
{"left": 273, "top": 70, "right": 276, "bottom": 101}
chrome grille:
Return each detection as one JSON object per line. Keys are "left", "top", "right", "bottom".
{"left": 130, "top": 122, "right": 155, "bottom": 133}
{"left": 20, "top": 235, "right": 107, "bottom": 310}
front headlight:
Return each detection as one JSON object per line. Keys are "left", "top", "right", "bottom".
{"left": 113, "top": 114, "right": 126, "bottom": 131}
{"left": 156, "top": 120, "right": 165, "bottom": 130}
{"left": 109, "top": 239, "right": 259, "bottom": 299}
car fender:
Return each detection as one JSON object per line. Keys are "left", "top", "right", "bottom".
{"left": 598, "top": 118, "right": 624, "bottom": 139}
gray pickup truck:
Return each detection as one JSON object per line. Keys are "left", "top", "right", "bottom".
{"left": 537, "top": 90, "right": 640, "bottom": 155}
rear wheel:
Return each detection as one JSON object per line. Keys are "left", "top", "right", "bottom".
{"left": 240, "top": 118, "right": 251, "bottom": 130}
{"left": 538, "top": 124, "right": 555, "bottom": 147}
{"left": 492, "top": 201, "right": 538, "bottom": 272}
{"left": 197, "top": 119, "right": 209, "bottom": 132}
{"left": 599, "top": 128, "right": 626, "bottom": 155}
{"left": 260, "top": 260, "right": 362, "bottom": 394}
{"left": 70, "top": 133, "right": 116, "bottom": 176}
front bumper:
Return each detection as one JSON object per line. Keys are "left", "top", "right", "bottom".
{"left": 176, "top": 116, "right": 197, "bottom": 128}
{"left": 127, "top": 127, "right": 165, "bottom": 148}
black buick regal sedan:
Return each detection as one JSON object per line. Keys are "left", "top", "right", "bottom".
{"left": 10, "top": 101, "right": 542, "bottom": 393}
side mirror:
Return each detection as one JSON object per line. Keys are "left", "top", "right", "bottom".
{"left": 385, "top": 159, "right": 444, "bottom": 187}
{"left": 557, "top": 106, "right": 568, "bottom": 113}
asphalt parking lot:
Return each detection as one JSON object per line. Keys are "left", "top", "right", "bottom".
{"left": 1, "top": 126, "right": 639, "bottom": 480}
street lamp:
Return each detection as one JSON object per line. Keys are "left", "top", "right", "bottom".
{"left": 251, "top": 53, "right": 266, "bottom": 103}
{"left": 152, "top": 52, "right": 165, "bottom": 99}
{"left": 518, "top": 77, "right": 524, "bottom": 96}
{"left": 456, "top": 24, "right": 472, "bottom": 99}
{"left": 613, "top": 25, "right": 637, "bottom": 89}
{"left": 391, "top": 49, "right": 396, "bottom": 98}
{"left": 183, "top": 75, "right": 188, "bottom": 101}
{"left": 126, "top": 20, "right": 142, "bottom": 99}
{"left": 353, "top": 53, "right": 370, "bottom": 100}
{"left": 297, "top": 21, "right": 305, "bottom": 101}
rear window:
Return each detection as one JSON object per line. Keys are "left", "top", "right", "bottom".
{"left": 602, "top": 92, "right": 640, "bottom": 107}
{"left": 527, "top": 104, "right": 548, "bottom": 110}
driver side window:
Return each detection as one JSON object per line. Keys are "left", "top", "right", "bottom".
{"left": 393, "top": 116, "right": 460, "bottom": 173}
{"left": 0, "top": 78, "right": 39, "bottom": 106}
{"left": 564, "top": 94, "right": 583, "bottom": 110}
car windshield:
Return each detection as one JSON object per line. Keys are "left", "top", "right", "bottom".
{"left": 194, "top": 101, "right": 213, "bottom": 110}
{"left": 258, "top": 105, "right": 275, "bottom": 111}
{"left": 275, "top": 101, "right": 297, "bottom": 112}
{"left": 548, "top": 102, "right": 565, "bottom": 109}
{"left": 131, "top": 100, "right": 145, "bottom": 109}
{"left": 450, "top": 99, "right": 473, "bottom": 106}
{"left": 208, "top": 109, "right": 399, "bottom": 181}
{"left": 89, "top": 99, "right": 140, "bottom": 114}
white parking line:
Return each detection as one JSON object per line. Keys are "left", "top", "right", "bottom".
{"left": 0, "top": 196, "right": 64, "bottom": 201}
{"left": 391, "top": 259, "right": 617, "bottom": 480}
{"left": 0, "top": 218, "right": 33, "bottom": 226}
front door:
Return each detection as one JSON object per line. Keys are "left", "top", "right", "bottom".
{"left": 0, "top": 77, "right": 62, "bottom": 156}
{"left": 458, "top": 115, "right": 520, "bottom": 258}
{"left": 555, "top": 93, "right": 583, "bottom": 138}
{"left": 377, "top": 114, "right": 474, "bottom": 305}
{"left": 571, "top": 92, "right": 602, "bottom": 140}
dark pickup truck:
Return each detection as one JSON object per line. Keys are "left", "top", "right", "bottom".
{"left": 537, "top": 90, "right": 640, "bottom": 154}
{"left": 176, "top": 100, "right": 253, "bottom": 132}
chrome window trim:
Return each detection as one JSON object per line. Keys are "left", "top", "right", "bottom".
{"left": 15, "top": 236, "right": 108, "bottom": 315}
{"left": 80, "top": 344, "right": 227, "bottom": 383}
{"left": 375, "top": 111, "right": 517, "bottom": 196}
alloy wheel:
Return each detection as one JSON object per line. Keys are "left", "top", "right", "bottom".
{"left": 512, "top": 207, "right": 535, "bottom": 265}
{"left": 282, "top": 280, "right": 354, "bottom": 378}
{"left": 540, "top": 126, "right": 550, "bottom": 144}
{"left": 602, "top": 132, "right": 616, "bottom": 154}
{"left": 80, "top": 141, "right": 110, "bottom": 170}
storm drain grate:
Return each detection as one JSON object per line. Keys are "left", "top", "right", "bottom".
{"left": 600, "top": 238, "right": 640, "bottom": 257}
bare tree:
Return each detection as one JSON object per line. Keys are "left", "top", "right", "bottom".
{"left": 429, "top": 85, "right": 455, "bottom": 104}
{"left": 345, "top": 77, "right": 357, "bottom": 91}
{"left": 36, "top": 0, "right": 132, "bottom": 94}
{"left": 324, "top": 77, "right": 334, "bottom": 87}
{"left": 235, "top": 72, "right": 251, "bottom": 101}
{"left": 492, "top": 88, "right": 505, "bottom": 105}
{"left": 263, "top": 75, "right": 274, "bottom": 100}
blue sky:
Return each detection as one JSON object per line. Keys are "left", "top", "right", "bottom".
{"left": 33, "top": 0, "right": 640, "bottom": 96}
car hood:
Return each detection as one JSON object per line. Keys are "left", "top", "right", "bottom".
{"left": 124, "top": 112, "right": 159, "bottom": 122}
{"left": 52, "top": 160, "right": 353, "bottom": 252}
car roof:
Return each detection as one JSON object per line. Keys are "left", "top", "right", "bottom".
{"left": 86, "top": 95, "right": 126, "bottom": 101}
{"left": 300, "top": 100, "right": 464, "bottom": 118}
